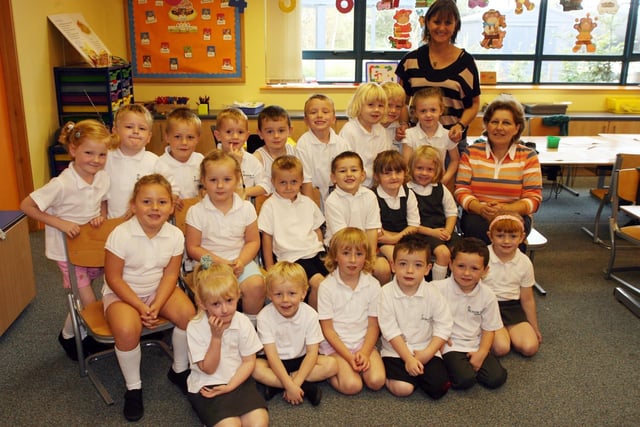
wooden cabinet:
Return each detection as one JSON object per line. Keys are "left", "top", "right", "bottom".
{"left": 0, "top": 212, "right": 36, "bottom": 335}
{"left": 147, "top": 115, "right": 348, "bottom": 157}
{"left": 569, "top": 120, "right": 640, "bottom": 135}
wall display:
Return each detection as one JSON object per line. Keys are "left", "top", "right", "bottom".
{"left": 125, "top": 0, "right": 244, "bottom": 82}
{"left": 366, "top": 61, "right": 398, "bottom": 83}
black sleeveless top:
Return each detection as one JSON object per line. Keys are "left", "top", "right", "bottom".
{"left": 377, "top": 185, "right": 409, "bottom": 233}
{"left": 413, "top": 184, "right": 446, "bottom": 229}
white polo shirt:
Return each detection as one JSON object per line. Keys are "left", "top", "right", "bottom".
{"left": 239, "top": 150, "right": 270, "bottom": 192}
{"left": 324, "top": 186, "right": 381, "bottom": 246}
{"left": 187, "top": 311, "right": 262, "bottom": 392}
{"left": 483, "top": 245, "right": 535, "bottom": 301}
{"left": 296, "top": 129, "right": 350, "bottom": 204}
{"left": 257, "top": 302, "right": 324, "bottom": 360}
{"left": 30, "top": 163, "right": 110, "bottom": 262}
{"left": 317, "top": 269, "right": 381, "bottom": 354}
{"left": 339, "top": 119, "right": 392, "bottom": 188}
{"left": 377, "top": 278, "right": 453, "bottom": 359}
{"left": 375, "top": 185, "right": 420, "bottom": 227}
{"left": 432, "top": 276, "right": 503, "bottom": 354}
{"left": 258, "top": 192, "right": 325, "bottom": 262}
{"left": 402, "top": 122, "right": 457, "bottom": 164}
{"left": 383, "top": 121, "right": 403, "bottom": 154}
{"left": 102, "top": 216, "right": 184, "bottom": 298}
{"left": 254, "top": 144, "right": 300, "bottom": 194}
{"left": 105, "top": 148, "right": 177, "bottom": 218}
{"left": 186, "top": 193, "right": 257, "bottom": 261}
{"left": 158, "top": 148, "right": 204, "bottom": 198}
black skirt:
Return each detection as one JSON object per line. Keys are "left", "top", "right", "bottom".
{"left": 188, "top": 377, "right": 267, "bottom": 427}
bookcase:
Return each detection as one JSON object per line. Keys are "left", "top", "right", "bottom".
{"left": 53, "top": 64, "right": 133, "bottom": 128}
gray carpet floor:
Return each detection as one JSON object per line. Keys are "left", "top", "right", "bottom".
{"left": 1, "top": 176, "right": 639, "bottom": 426}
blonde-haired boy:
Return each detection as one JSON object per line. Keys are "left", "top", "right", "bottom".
{"left": 381, "top": 82, "right": 408, "bottom": 153}
{"left": 296, "top": 94, "right": 350, "bottom": 205}
{"left": 158, "top": 107, "right": 204, "bottom": 209}
{"left": 214, "top": 107, "right": 269, "bottom": 198}
{"left": 253, "top": 261, "right": 337, "bottom": 406}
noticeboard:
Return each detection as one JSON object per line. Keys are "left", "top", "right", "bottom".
{"left": 125, "top": 0, "right": 245, "bottom": 82}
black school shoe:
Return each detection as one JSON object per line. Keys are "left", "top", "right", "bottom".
{"left": 58, "top": 332, "right": 78, "bottom": 361}
{"left": 123, "top": 389, "right": 144, "bottom": 422}
{"left": 302, "top": 382, "right": 322, "bottom": 406}
{"left": 167, "top": 367, "right": 190, "bottom": 396}
{"left": 82, "top": 336, "right": 113, "bottom": 355}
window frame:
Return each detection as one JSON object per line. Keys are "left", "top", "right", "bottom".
{"left": 301, "top": 0, "right": 640, "bottom": 85}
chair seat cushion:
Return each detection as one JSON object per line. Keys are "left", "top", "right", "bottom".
{"left": 619, "top": 225, "right": 640, "bottom": 242}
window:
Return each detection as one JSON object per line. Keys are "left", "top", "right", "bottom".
{"left": 296, "top": 0, "right": 640, "bottom": 84}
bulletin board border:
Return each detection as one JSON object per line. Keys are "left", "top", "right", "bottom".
{"left": 124, "top": 0, "right": 245, "bottom": 83}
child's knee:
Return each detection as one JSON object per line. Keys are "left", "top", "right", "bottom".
{"left": 515, "top": 340, "right": 539, "bottom": 357}
{"left": 365, "top": 371, "right": 386, "bottom": 391}
{"left": 449, "top": 371, "right": 476, "bottom": 390}
{"left": 492, "top": 339, "right": 511, "bottom": 357}
{"left": 386, "top": 379, "right": 414, "bottom": 397}
{"left": 241, "top": 276, "right": 266, "bottom": 297}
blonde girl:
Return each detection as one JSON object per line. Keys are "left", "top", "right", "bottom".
{"left": 20, "top": 119, "right": 115, "bottom": 361}
{"left": 408, "top": 145, "right": 460, "bottom": 280}
{"left": 103, "top": 174, "right": 195, "bottom": 421}
{"left": 402, "top": 87, "right": 459, "bottom": 187}
{"left": 372, "top": 150, "right": 420, "bottom": 265}
{"left": 186, "top": 259, "right": 268, "bottom": 427}
{"left": 185, "top": 150, "right": 266, "bottom": 322}
{"left": 318, "top": 227, "right": 386, "bottom": 395}
{"left": 339, "top": 82, "right": 392, "bottom": 187}
{"left": 483, "top": 212, "right": 542, "bottom": 357}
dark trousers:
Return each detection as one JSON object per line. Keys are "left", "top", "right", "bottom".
{"left": 442, "top": 351, "right": 507, "bottom": 390}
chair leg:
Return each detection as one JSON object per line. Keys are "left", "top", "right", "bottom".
{"left": 86, "top": 365, "right": 115, "bottom": 405}
{"left": 581, "top": 194, "right": 611, "bottom": 247}
{"left": 67, "top": 293, "right": 87, "bottom": 377}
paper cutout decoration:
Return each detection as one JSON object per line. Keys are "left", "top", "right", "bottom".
{"left": 480, "top": 9, "right": 507, "bottom": 49}
{"left": 336, "top": 0, "right": 354, "bottom": 13}
{"left": 279, "top": 0, "right": 296, "bottom": 13}
{"left": 377, "top": 0, "right": 399, "bottom": 9}
{"left": 573, "top": 13, "right": 597, "bottom": 53}
{"left": 515, "top": 0, "right": 535, "bottom": 14}
{"left": 389, "top": 9, "right": 413, "bottom": 49}
{"left": 597, "top": 0, "right": 619, "bottom": 14}
{"left": 468, "top": 0, "right": 489, "bottom": 8}
{"left": 560, "top": 0, "right": 583, "bottom": 12}
{"left": 415, "top": 0, "right": 436, "bottom": 6}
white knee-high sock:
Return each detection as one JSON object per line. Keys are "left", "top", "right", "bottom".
{"left": 171, "top": 328, "right": 190, "bottom": 373}
{"left": 115, "top": 344, "right": 142, "bottom": 390}
{"left": 62, "top": 314, "right": 87, "bottom": 339}
{"left": 431, "top": 263, "right": 448, "bottom": 281}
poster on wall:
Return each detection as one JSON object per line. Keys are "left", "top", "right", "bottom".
{"left": 125, "top": 0, "right": 244, "bottom": 82}
{"left": 48, "top": 13, "right": 112, "bottom": 67}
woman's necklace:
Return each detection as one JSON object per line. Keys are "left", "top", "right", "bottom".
{"left": 429, "top": 45, "right": 454, "bottom": 69}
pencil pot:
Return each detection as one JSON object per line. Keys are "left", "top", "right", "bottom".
{"left": 547, "top": 136, "right": 560, "bottom": 149}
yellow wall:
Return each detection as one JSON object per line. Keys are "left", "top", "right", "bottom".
{"left": 12, "top": 0, "right": 640, "bottom": 190}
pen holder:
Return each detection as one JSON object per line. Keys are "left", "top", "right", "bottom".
{"left": 547, "top": 136, "right": 560, "bottom": 149}
{"left": 198, "top": 103, "right": 209, "bottom": 115}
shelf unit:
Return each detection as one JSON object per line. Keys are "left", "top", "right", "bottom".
{"left": 53, "top": 64, "right": 133, "bottom": 128}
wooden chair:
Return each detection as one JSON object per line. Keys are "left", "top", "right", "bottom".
{"left": 526, "top": 227, "right": 548, "bottom": 296}
{"left": 172, "top": 197, "right": 201, "bottom": 302}
{"left": 605, "top": 167, "right": 640, "bottom": 317}
{"left": 64, "top": 218, "right": 174, "bottom": 405}
{"left": 581, "top": 153, "right": 640, "bottom": 248}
